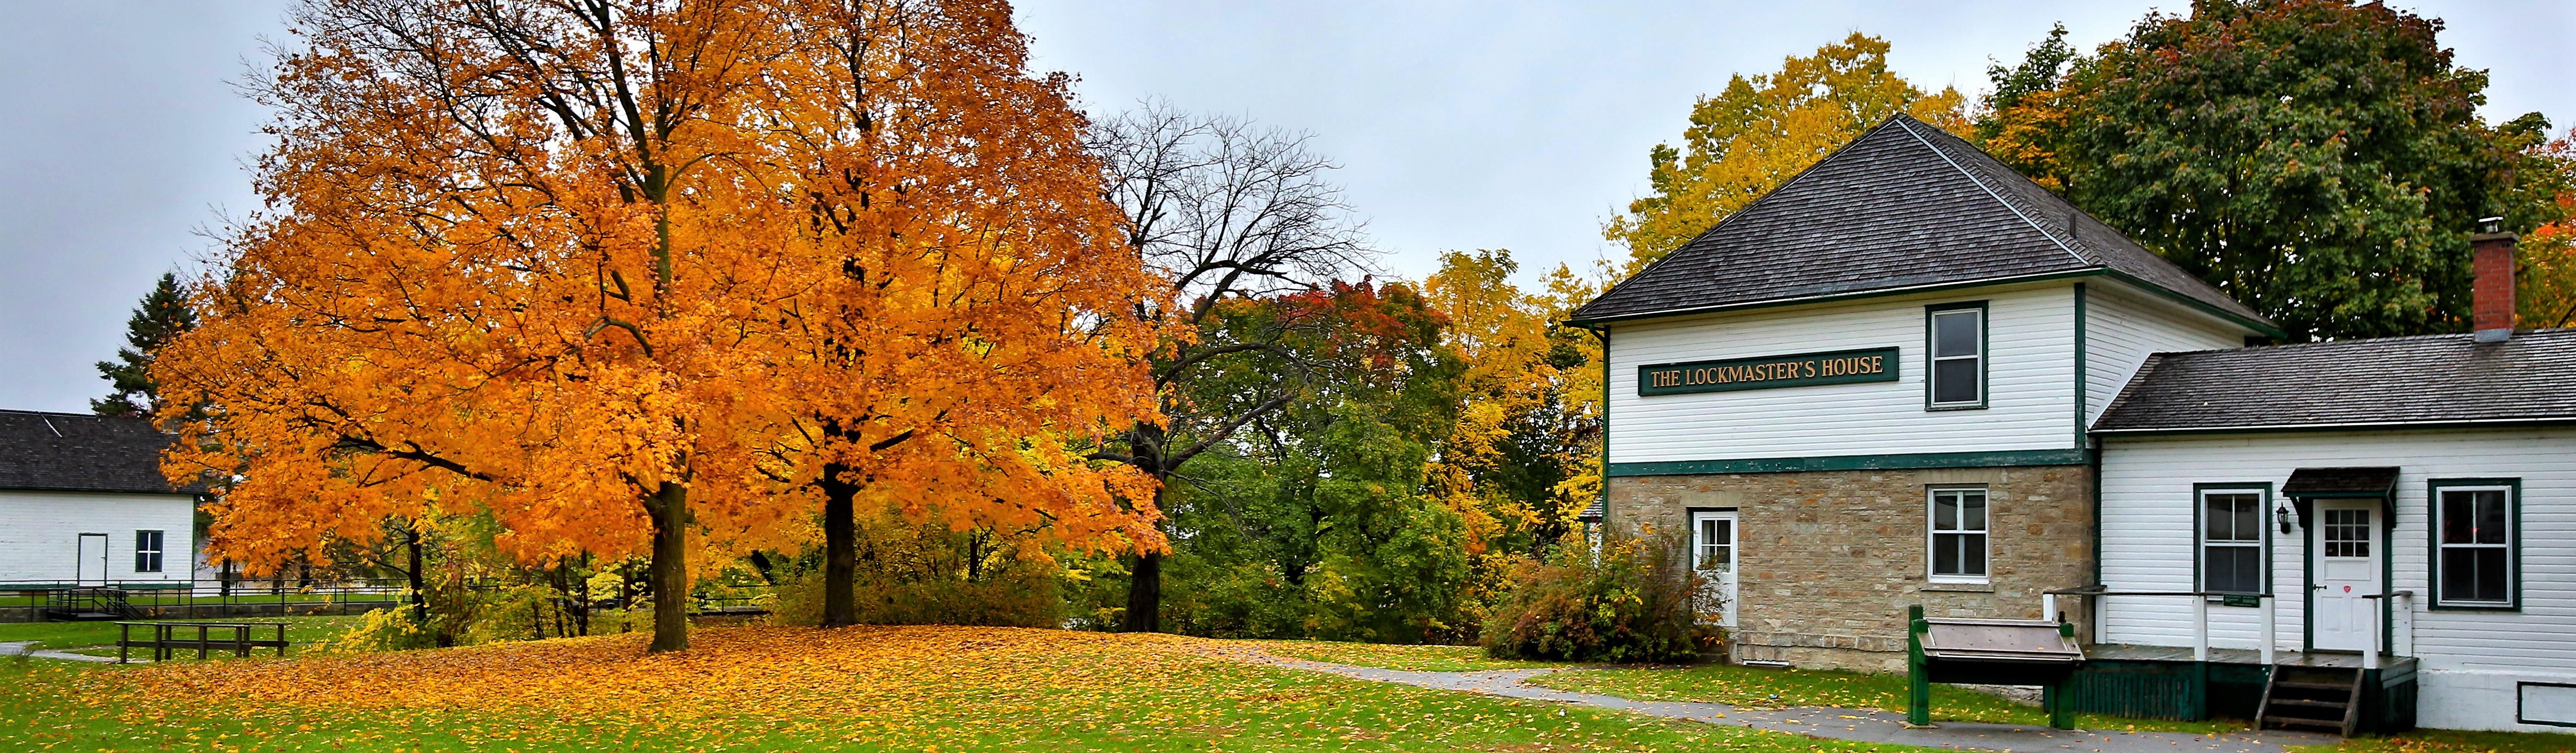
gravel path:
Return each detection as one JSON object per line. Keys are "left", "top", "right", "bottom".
{"left": 1221, "top": 648, "right": 2342, "bottom": 753}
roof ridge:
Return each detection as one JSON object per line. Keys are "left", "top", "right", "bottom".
{"left": 1891, "top": 117, "right": 2096, "bottom": 269}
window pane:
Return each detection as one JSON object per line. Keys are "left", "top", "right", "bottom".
{"left": 1933, "top": 311, "right": 1980, "bottom": 357}
{"left": 2474, "top": 548, "right": 2508, "bottom": 602}
{"left": 1961, "top": 533, "right": 1987, "bottom": 575}
{"left": 2231, "top": 496, "right": 2260, "bottom": 543}
{"left": 1934, "top": 533, "right": 1961, "bottom": 575}
{"left": 2207, "top": 545, "right": 2260, "bottom": 593}
{"left": 1933, "top": 492, "right": 1958, "bottom": 531}
{"left": 2205, "top": 496, "right": 2231, "bottom": 541}
{"left": 1960, "top": 491, "right": 1987, "bottom": 532}
{"left": 2442, "top": 492, "right": 2474, "bottom": 544}
{"left": 2476, "top": 491, "right": 2507, "bottom": 545}
{"left": 1931, "top": 359, "right": 1980, "bottom": 403}
{"left": 1714, "top": 520, "right": 1731, "bottom": 546}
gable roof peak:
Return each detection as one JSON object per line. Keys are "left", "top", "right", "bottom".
{"left": 1573, "top": 115, "right": 2273, "bottom": 335}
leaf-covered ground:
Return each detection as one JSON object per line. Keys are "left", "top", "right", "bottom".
{"left": 2287, "top": 729, "right": 2576, "bottom": 753}
{"left": 1241, "top": 640, "right": 1560, "bottom": 672}
{"left": 2, "top": 624, "right": 1932, "bottom": 753}
{"left": 1525, "top": 663, "right": 2243, "bottom": 735}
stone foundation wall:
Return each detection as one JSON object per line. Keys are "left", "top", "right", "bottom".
{"left": 1608, "top": 464, "right": 2093, "bottom": 673}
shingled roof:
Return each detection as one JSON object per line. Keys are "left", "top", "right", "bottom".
{"left": 2092, "top": 329, "right": 2576, "bottom": 433}
{"left": 0, "top": 410, "right": 193, "bottom": 495}
{"left": 1571, "top": 114, "right": 2273, "bottom": 334}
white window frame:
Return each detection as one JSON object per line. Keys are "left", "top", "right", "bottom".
{"left": 134, "top": 529, "right": 164, "bottom": 574}
{"left": 2196, "top": 487, "right": 2267, "bottom": 595}
{"left": 2431, "top": 482, "right": 2517, "bottom": 608}
{"left": 1927, "top": 487, "right": 1990, "bottom": 583}
{"left": 1925, "top": 305, "right": 1986, "bottom": 409}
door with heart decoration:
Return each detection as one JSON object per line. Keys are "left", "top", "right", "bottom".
{"left": 2309, "top": 500, "right": 2382, "bottom": 652}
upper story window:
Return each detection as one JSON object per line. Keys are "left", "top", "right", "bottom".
{"left": 1925, "top": 302, "right": 1986, "bottom": 409}
{"left": 2431, "top": 479, "right": 2518, "bottom": 609}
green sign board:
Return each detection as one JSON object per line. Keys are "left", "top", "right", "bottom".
{"left": 1637, "top": 347, "right": 1899, "bottom": 396}
{"left": 2220, "top": 593, "right": 2263, "bottom": 608}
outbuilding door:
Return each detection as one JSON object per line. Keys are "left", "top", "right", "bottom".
{"left": 74, "top": 533, "right": 109, "bottom": 586}
{"left": 1690, "top": 510, "right": 1738, "bottom": 628}
{"left": 2309, "top": 501, "right": 2383, "bottom": 652}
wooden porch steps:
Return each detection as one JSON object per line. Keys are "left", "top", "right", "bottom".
{"left": 2257, "top": 665, "right": 2364, "bottom": 737}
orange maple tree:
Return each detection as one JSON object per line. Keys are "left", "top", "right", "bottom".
{"left": 155, "top": 0, "right": 1163, "bottom": 651}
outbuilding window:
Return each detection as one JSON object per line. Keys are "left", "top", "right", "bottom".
{"left": 1928, "top": 487, "right": 1988, "bottom": 581}
{"left": 2430, "top": 479, "right": 2518, "bottom": 609}
{"left": 1925, "top": 302, "right": 1985, "bottom": 409}
{"left": 2198, "top": 488, "right": 2266, "bottom": 594}
{"left": 134, "top": 530, "right": 164, "bottom": 574}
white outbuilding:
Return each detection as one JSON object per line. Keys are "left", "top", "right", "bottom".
{"left": 0, "top": 410, "right": 198, "bottom": 590}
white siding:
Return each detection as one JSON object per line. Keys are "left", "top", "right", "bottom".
{"left": 2081, "top": 281, "right": 2252, "bottom": 427}
{"left": 2097, "top": 428, "right": 2576, "bottom": 731}
{"left": 1606, "top": 282, "right": 2078, "bottom": 463}
{"left": 0, "top": 490, "right": 196, "bottom": 584}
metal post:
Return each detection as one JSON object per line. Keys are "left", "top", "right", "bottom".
{"left": 2192, "top": 595, "right": 2209, "bottom": 662}
{"left": 2043, "top": 593, "right": 2057, "bottom": 622}
{"left": 2260, "top": 593, "right": 2277, "bottom": 666}
{"left": 1907, "top": 605, "right": 1931, "bottom": 726}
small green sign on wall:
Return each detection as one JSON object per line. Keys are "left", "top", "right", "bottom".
{"left": 1638, "top": 347, "right": 1900, "bottom": 396}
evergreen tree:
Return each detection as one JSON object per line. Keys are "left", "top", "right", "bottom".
{"left": 92, "top": 271, "right": 195, "bottom": 417}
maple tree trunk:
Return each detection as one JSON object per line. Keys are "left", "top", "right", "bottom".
{"left": 404, "top": 525, "right": 427, "bottom": 625}
{"left": 646, "top": 481, "right": 690, "bottom": 652}
{"left": 820, "top": 462, "right": 858, "bottom": 628}
{"left": 1122, "top": 483, "right": 1167, "bottom": 633}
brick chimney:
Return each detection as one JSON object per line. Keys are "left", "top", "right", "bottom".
{"left": 2470, "top": 216, "right": 2518, "bottom": 343}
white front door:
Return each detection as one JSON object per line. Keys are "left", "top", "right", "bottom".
{"left": 1690, "top": 510, "right": 1738, "bottom": 628}
{"left": 2311, "top": 502, "right": 2382, "bottom": 651}
{"left": 75, "top": 533, "right": 109, "bottom": 586}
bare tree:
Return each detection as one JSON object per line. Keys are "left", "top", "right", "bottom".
{"left": 1088, "top": 101, "right": 1374, "bottom": 632}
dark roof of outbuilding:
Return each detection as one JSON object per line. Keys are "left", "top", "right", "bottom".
{"left": 1570, "top": 115, "right": 2272, "bottom": 334}
{"left": 0, "top": 410, "right": 194, "bottom": 495}
{"left": 2093, "top": 329, "right": 2576, "bottom": 433}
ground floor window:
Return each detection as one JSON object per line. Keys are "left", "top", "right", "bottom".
{"left": 2430, "top": 478, "right": 2518, "bottom": 608}
{"left": 1928, "top": 487, "right": 1987, "bottom": 581}
{"left": 2198, "top": 487, "right": 2266, "bottom": 594}
{"left": 134, "top": 530, "right": 164, "bottom": 573}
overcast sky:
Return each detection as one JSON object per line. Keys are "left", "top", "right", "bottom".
{"left": 2, "top": 1, "right": 2569, "bottom": 413}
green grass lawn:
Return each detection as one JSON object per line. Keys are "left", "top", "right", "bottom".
{"left": 1526, "top": 663, "right": 2245, "bottom": 735}
{"left": 0, "top": 624, "right": 1948, "bottom": 753}
{"left": 0, "top": 614, "right": 368, "bottom": 653}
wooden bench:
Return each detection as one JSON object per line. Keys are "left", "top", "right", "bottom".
{"left": 115, "top": 621, "right": 292, "bottom": 663}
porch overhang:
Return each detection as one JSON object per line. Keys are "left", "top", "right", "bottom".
{"left": 2282, "top": 466, "right": 2399, "bottom": 527}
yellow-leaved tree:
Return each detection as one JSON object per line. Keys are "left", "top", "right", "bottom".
{"left": 1605, "top": 33, "right": 1968, "bottom": 270}
{"left": 156, "top": 0, "right": 1163, "bottom": 652}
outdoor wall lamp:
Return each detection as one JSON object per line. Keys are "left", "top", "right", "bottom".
{"left": 2275, "top": 504, "right": 2297, "bottom": 535}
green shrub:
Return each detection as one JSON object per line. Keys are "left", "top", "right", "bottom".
{"left": 1481, "top": 534, "right": 1720, "bottom": 663}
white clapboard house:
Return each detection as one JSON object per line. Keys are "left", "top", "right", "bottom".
{"left": 2088, "top": 228, "right": 2576, "bottom": 733}
{"left": 1571, "top": 114, "right": 2576, "bottom": 733}
{"left": 0, "top": 410, "right": 197, "bottom": 593}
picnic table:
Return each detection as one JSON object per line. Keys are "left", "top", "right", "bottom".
{"left": 115, "top": 621, "right": 292, "bottom": 663}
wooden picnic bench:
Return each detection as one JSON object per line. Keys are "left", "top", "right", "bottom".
{"left": 115, "top": 621, "right": 292, "bottom": 663}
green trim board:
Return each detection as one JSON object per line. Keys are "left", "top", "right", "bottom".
{"left": 1606, "top": 448, "right": 2092, "bottom": 477}
{"left": 2190, "top": 483, "right": 2274, "bottom": 598}
{"left": 1924, "top": 300, "right": 1988, "bottom": 411}
{"left": 2426, "top": 477, "right": 2522, "bottom": 611}
{"left": 2072, "top": 283, "right": 2087, "bottom": 449}
{"left": 1635, "top": 347, "right": 1896, "bottom": 395}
